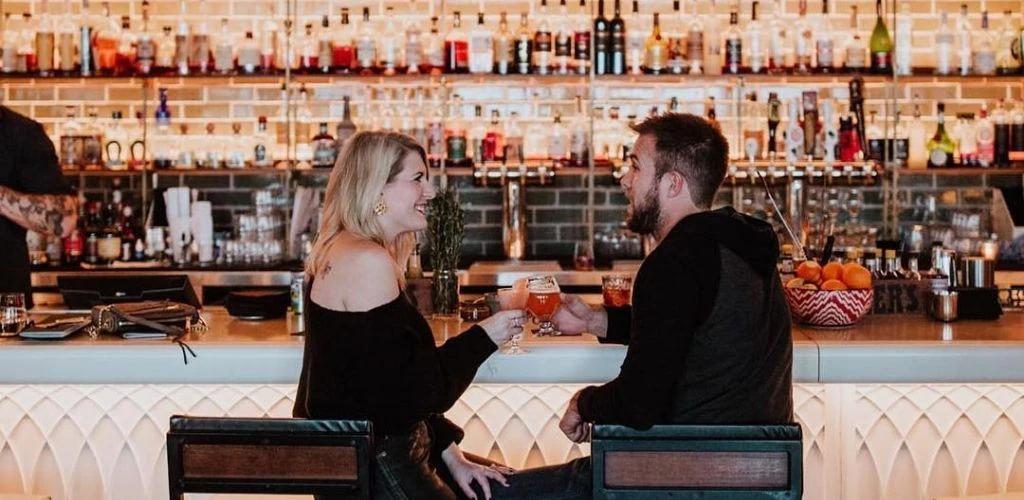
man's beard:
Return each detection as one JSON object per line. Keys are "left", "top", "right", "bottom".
{"left": 626, "top": 185, "right": 661, "bottom": 236}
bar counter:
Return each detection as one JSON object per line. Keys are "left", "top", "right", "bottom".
{"left": 1, "top": 310, "right": 1023, "bottom": 499}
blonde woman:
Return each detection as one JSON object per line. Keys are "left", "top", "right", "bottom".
{"left": 293, "top": 131, "right": 527, "bottom": 499}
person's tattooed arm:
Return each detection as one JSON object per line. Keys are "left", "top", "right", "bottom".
{"left": 0, "top": 185, "right": 78, "bottom": 237}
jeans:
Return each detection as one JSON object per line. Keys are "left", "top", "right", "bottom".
{"left": 319, "top": 420, "right": 591, "bottom": 500}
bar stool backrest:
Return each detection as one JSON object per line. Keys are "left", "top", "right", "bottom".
{"left": 166, "top": 415, "right": 373, "bottom": 499}
{"left": 591, "top": 424, "right": 803, "bottom": 500}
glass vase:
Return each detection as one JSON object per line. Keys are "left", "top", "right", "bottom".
{"left": 432, "top": 268, "right": 460, "bottom": 319}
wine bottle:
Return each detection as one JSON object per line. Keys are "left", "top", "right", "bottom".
{"left": 594, "top": 0, "right": 610, "bottom": 74}
{"left": 868, "top": 0, "right": 893, "bottom": 74}
{"left": 926, "top": 102, "right": 955, "bottom": 168}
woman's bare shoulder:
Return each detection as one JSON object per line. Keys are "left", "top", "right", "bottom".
{"left": 311, "top": 236, "right": 399, "bottom": 311}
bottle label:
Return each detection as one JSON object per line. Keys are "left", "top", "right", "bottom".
{"left": 816, "top": 40, "right": 834, "bottom": 68}
{"left": 846, "top": 48, "right": 866, "bottom": 68}
{"left": 725, "top": 39, "right": 742, "bottom": 70}
{"left": 555, "top": 33, "right": 571, "bottom": 57}
{"left": 574, "top": 31, "right": 591, "bottom": 60}
{"left": 871, "top": 51, "right": 891, "bottom": 70}
{"left": 254, "top": 144, "right": 267, "bottom": 162}
{"left": 514, "top": 39, "right": 532, "bottom": 73}
{"left": 447, "top": 135, "right": 467, "bottom": 161}
{"left": 357, "top": 40, "right": 376, "bottom": 67}
{"left": 929, "top": 148, "right": 948, "bottom": 167}
{"left": 687, "top": 31, "right": 704, "bottom": 62}
{"left": 973, "top": 51, "right": 996, "bottom": 74}
{"left": 428, "top": 122, "right": 444, "bottom": 157}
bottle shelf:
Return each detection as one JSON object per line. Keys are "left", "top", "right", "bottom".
{"left": 894, "top": 167, "right": 1024, "bottom": 176}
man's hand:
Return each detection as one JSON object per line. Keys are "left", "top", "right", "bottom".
{"left": 0, "top": 186, "right": 77, "bottom": 237}
{"left": 551, "top": 293, "right": 608, "bottom": 338}
{"left": 559, "top": 390, "right": 591, "bottom": 443}
{"left": 441, "top": 443, "right": 512, "bottom": 500}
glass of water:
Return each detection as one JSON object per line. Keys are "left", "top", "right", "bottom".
{"left": 1, "top": 293, "right": 28, "bottom": 337}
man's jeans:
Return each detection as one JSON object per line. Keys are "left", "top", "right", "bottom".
{"left": 473, "top": 457, "right": 592, "bottom": 500}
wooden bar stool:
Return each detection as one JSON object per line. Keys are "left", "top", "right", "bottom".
{"left": 591, "top": 424, "right": 803, "bottom": 499}
{"left": 166, "top": 415, "right": 373, "bottom": 499}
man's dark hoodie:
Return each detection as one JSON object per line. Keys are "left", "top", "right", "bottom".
{"left": 577, "top": 206, "right": 794, "bottom": 428}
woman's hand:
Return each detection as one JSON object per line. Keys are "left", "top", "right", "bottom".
{"left": 476, "top": 309, "right": 527, "bottom": 346}
{"left": 441, "top": 444, "right": 513, "bottom": 500}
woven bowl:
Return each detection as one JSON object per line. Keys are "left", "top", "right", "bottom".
{"left": 783, "top": 287, "right": 874, "bottom": 327}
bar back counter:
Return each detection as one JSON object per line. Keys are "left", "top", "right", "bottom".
{"left": 0, "top": 307, "right": 1023, "bottom": 500}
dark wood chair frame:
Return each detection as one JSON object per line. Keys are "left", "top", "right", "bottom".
{"left": 591, "top": 424, "right": 804, "bottom": 500}
{"left": 166, "top": 415, "right": 373, "bottom": 499}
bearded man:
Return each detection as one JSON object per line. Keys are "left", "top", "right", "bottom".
{"left": 554, "top": 112, "right": 794, "bottom": 442}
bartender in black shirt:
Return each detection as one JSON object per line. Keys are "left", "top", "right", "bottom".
{"left": 0, "top": 106, "right": 78, "bottom": 308}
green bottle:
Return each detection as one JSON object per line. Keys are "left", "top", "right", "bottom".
{"left": 869, "top": 0, "right": 893, "bottom": 74}
{"left": 927, "top": 102, "right": 955, "bottom": 168}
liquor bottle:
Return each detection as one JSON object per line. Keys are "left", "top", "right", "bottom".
{"left": 469, "top": 12, "right": 493, "bottom": 74}
{"left": 869, "top": 0, "right": 892, "bottom": 74}
{"left": 78, "top": 6, "right": 93, "bottom": 77}
{"left": 316, "top": 16, "right": 333, "bottom": 74}
{"left": 189, "top": 7, "right": 211, "bottom": 74}
{"left": 996, "top": 11, "right": 1021, "bottom": 75}
{"left": 767, "top": 92, "right": 782, "bottom": 159}
{"left": 423, "top": 17, "right": 444, "bottom": 75}
{"left": 253, "top": 116, "right": 272, "bottom": 168}
{"left": 296, "top": 84, "right": 312, "bottom": 145}
{"left": 609, "top": 0, "right": 626, "bottom": 75}
{"left": 687, "top": 0, "right": 705, "bottom": 74}
{"left": 815, "top": 0, "right": 834, "bottom": 73}
{"left": 864, "top": 111, "right": 883, "bottom": 161}
{"left": 514, "top": 13, "right": 533, "bottom": 74}
{"left": 484, "top": 110, "right": 504, "bottom": 162}
{"left": 883, "top": 249, "right": 905, "bottom": 279}
{"left": 336, "top": 96, "right": 358, "bottom": 152}
{"left": 82, "top": 108, "right": 104, "bottom": 170}
{"left": 707, "top": 96, "right": 721, "bottom": 132}
{"left": 977, "top": 103, "right": 995, "bottom": 167}
{"left": 331, "top": 9, "right": 353, "bottom": 73}
{"left": 112, "top": 16, "right": 135, "bottom": 76}
{"left": 549, "top": 112, "right": 569, "bottom": 162}
{"left": 667, "top": 0, "right": 684, "bottom": 74}
{"left": 958, "top": 112, "right": 978, "bottom": 166}
{"left": 213, "top": 19, "right": 235, "bottom": 75}
{"left": 311, "top": 123, "right": 337, "bottom": 168}
{"left": 237, "top": 32, "right": 259, "bottom": 74}
{"left": 793, "top": 0, "right": 813, "bottom": 74}
{"left": 845, "top": 6, "right": 867, "bottom": 72}
{"left": 57, "top": 2, "right": 76, "bottom": 75}
{"left": 533, "top": 0, "right": 553, "bottom": 74}
{"left": 973, "top": 10, "right": 997, "bottom": 75}
{"left": 224, "top": 123, "right": 248, "bottom": 169}
{"left": 742, "top": 94, "right": 764, "bottom": 161}
{"left": 103, "top": 111, "right": 128, "bottom": 170}
{"left": 1010, "top": 101, "right": 1024, "bottom": 162}
{"left": 260, "top": 5, "right": 278, "bottom": 73}
{"left": 356, "top": 7, "right": 376, "bottom": 75}
{"left": 994, "top": 99, "right": 1011, "bottom": 167}
{"left": 724, "top": 10, "right": 742, "bottom": 74}
{"left": 36, "top": 7, "right": 55, "bottom": 76}
{"left": 569, "top": 95, "right": 589, "bottom": 166}
{"left": 469, "top": 105, "right": 487, "bottom": 163}
{"left": 747, "top": 2, "right": 764, "bottom": 74}
{"left": 765, "top": 0, "right": 786, "bottom": 74}
{"left": 93, "top": 5, "right": 119, "bottom": 75}
{"left": 927, "top": 103, "right": 955, "bottom": 168}
{"left": 574, "top": 0, "right": 591, "bottom": 75}
{"left": 704, "top": 0, "right": 723, "bottom": 75}
{"left": 956, "top": 4, "right": 971, "bottom": 75}
{"left": 553, "top": 0, "right": 572, "bottom": 75}
{"left": 908, "top": 102, "right": 929, "bottom": 168}
{"left": 504, "top": 112, "right": 525, "bottom": 163}
{"left": 625, "top": 1, "right": 644, "bottom": 75}
{"left": 646, "top": 13, "right": 670, "bottom": 74}
{"left": 594, "top": 0, "right": 610, "bottom": 75}
{"left": 894, "top": 1, "right": 912, "bottom": 75}
{"left": 446, "top": 102, "right": 468, "bottom": 166}
{"left": 935, "top": 11, "right": 953, "bottom": 75}
{"left": 403, "top": 16, "right": 423, "bottom": 75}
{"left": 494, "top": 12, "right": 514, "bottom": 75}
{"left": 136, "top": 3, "right": 155, "bottom": 76}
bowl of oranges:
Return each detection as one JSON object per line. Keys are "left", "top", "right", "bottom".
{"left": 783, "top": 261, "right": 874, "bottom": 327}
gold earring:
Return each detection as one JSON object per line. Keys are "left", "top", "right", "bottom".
{"left": 374, "top": 198, "right": 387, "bottom": 215}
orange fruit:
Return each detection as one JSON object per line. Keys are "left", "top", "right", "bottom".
{"left": 842, "top": 264, "right": 873, "bottom": 290}
{"left": 796, "top": 261, "right": 822, "bottom": 283}
{"left": 822, "top": 262, "right": 845, "bottom": 282}
{"left": 785, "top": 278, "right": 805, "bottom": 289}
{"left": 821, "top": 279, "right": 848, "bottom": 290}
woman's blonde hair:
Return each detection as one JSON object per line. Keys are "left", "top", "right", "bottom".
{"left": 306, "top": 131, "right": 427, "bottom": 285}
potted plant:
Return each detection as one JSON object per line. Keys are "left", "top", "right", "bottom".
{"left": 426, "top": 188, "right": 465, "bottom": 318}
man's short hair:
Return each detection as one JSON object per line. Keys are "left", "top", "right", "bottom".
{"left": 630, "top": 113, "right": 729, "bottom": 209}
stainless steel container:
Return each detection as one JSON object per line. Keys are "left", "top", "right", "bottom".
{"left": 961, "top": 257, "right": 995, "bottom": 288}
{"left": 935, "top": 249, "right": 959, "bottom": 288}
{"left": 931, "top": 290, "right": 959, "bottom": 322}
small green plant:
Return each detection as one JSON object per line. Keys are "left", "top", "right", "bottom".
{"left": 426, "top": 188, "right": 465, "bottom": 316}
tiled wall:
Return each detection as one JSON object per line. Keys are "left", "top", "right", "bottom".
{"left": 3, "top": 0, "right": 1022, "bottom": 262}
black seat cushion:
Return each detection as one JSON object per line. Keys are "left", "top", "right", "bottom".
{"left": 592, "top": 424, "right": 802, "bottom": 441}
{"left": 169, "top": 415, "right": 372, "bottom": 436}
